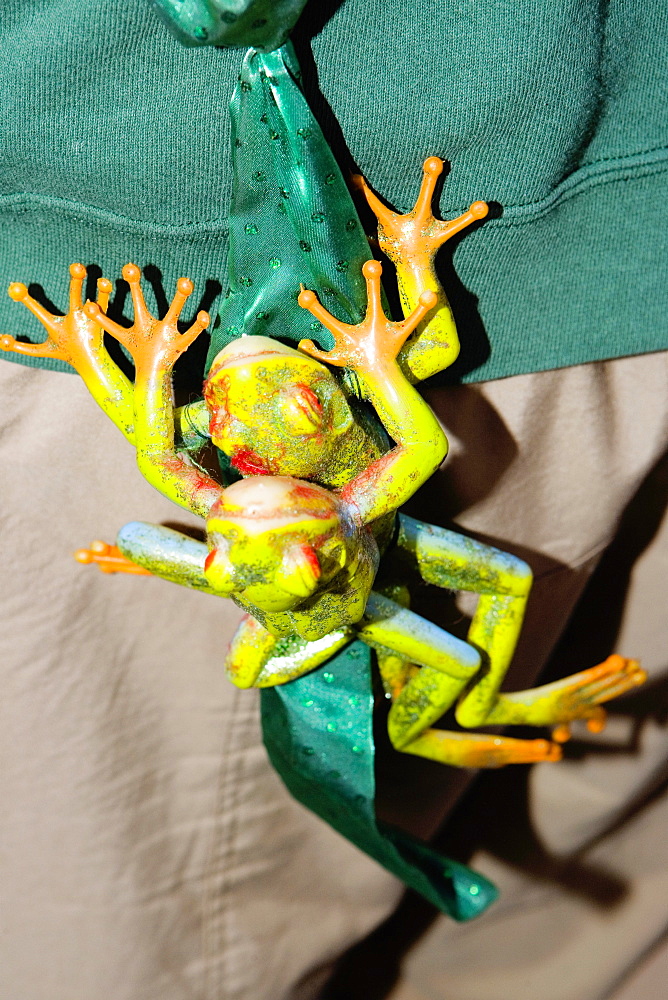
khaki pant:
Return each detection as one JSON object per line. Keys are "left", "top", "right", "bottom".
{"left": 1, "top": 351, "right": 666, "bottom": 1000}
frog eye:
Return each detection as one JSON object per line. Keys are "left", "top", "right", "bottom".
{"left": 279, "top": 384, "right": 323, "bottom": 435}
{"left": 204, "top": 540, "right": 236, "bottom": 595}
{"left": 277, "top": 543, "right": 321, "bottom": 598}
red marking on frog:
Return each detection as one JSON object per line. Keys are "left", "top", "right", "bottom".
{"left": 340, "top": 451, "right": 396, "bottom": 509}
{"left": 209, "top": 413, "right": 231, "bottom": 441}
{"left": 291, "top": 483, "right": 323, "bottom": 500}
{"left": 294, "top": 384, "right": 323, "bottom": 419}
{"left": 300, "top": 544, "right": 321, "bottom": 580}
{"left": 204, "top": 372, "right": 232, "bottom": 439}
{"left": 289, "top": 482, "right": 340, "bottom": 519}
{"left": 232, "top": 448, "right": 271, "bottom": 475}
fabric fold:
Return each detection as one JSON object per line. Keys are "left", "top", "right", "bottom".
{"left": 261, "top": 641, "right": 497, "bottom": 921}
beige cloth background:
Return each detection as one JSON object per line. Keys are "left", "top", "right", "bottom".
{"left": 1, "top": 350, "right": 666, "bottom": 1000}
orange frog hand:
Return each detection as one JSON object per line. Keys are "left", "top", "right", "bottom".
{"left": 2, "top": 263, "right": 112, "bottom": 364}
{"left": 351, "top": 158, "right": 489, "bottom": 383}
{"left": 297, "top": 260, "right": 436, "bottom": 374}
{"left": 84, "top": 264, "right": 209, "bottom": 371}
{"left": 74, "top": 541, "right": 152, "bottom": 576}
{"left": 353, "top": 156, "right": 488, "bottom": 265}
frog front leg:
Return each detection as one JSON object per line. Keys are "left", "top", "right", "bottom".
{"left": 80, "top": 518, "right": 350, "bottom": 689}
{"left": 228, "top": 614, "right": 354, "bottom": 689}
{"left": 3, "top": 261, "right": 215, "bottom": 461}
{"left": 78, "top": 520, "right": 231, "bottom": 590}
{"left": 85, "top": 264, "right": 218, "bottom": 518}
{"left": 396, "top": 515, "right": 646, "bottom": 739}
{"left": 354, "top": 157, "right": 488, "bottom": 382}
{"left": 298, "top": 259, "right": 445, "bottom": 524}
{"left": 2, "top": 264, "right": 135, "bottom": 441}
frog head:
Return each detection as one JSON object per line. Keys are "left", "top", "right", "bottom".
{"left": 203, "top": 336, "right": 355, "bottom": 480}
{"left": 203, "top": 475, "right": 360, "bottom": 614}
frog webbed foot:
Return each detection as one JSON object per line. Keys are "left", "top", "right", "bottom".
{"left": 353, "top": 159, "right": 488, "bottom": 383}
{"left": 74, "top": 540, "right": 152, "bottom": 575}
{"left": 84, "top": 264, "right": 209, "bottom": 374}
{"left": 297, "top": 260, "right": 436, "bottom": 380}
{"left": 477, "top": 654, "right": 647, "bottom": 734}
{"left": 2, "top": 263, "right": 112, "bottom": 365}
{"left": 354, "top": 157, "right": 488, "bottom": 267}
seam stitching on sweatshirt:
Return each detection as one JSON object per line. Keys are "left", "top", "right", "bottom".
{"left": 0, "top": 145, "right": 666, "bottom": 236}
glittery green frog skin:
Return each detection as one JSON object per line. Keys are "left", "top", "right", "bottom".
{"left": 2, "top": 160, "right": 645, "bottom": 769}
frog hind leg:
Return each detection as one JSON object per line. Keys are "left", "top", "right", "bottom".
{"left": 362, "top": 590, "right": 561, "bottom": 766}
{"left": 385, "top": 661, "right": 562, "bottom": 767}
{"left": 483, "top": 655, "right": 646, "bottom": 736}
{"left": 395, "top": 718, "right": 562, "bottom": 768}
{"left": 396, "top": 515, "right": 646, "bottom": 737}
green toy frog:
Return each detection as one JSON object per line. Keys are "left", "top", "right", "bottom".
{"left": 2, "top": 159, "right": 645, "bottom": 770}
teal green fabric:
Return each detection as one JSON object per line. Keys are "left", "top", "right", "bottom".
{"left": 1, "top": 0, "right": 666, "bottom": 381}
{"left": 261, "top": 642, "right": 498, "bottom": 921}
{"left": 151, "top": 0, "right": 308, "bottom": 52}
{"left": 208, "top": 42, "right": 371, "bottom": 368}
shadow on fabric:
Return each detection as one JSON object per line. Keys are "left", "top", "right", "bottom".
{"left": 313, "top": 448, "right": 668, "bottom": 1000}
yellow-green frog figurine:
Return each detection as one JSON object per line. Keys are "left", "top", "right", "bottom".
{"left": 2, "top": 159, "right": 646, "bottom": 769}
